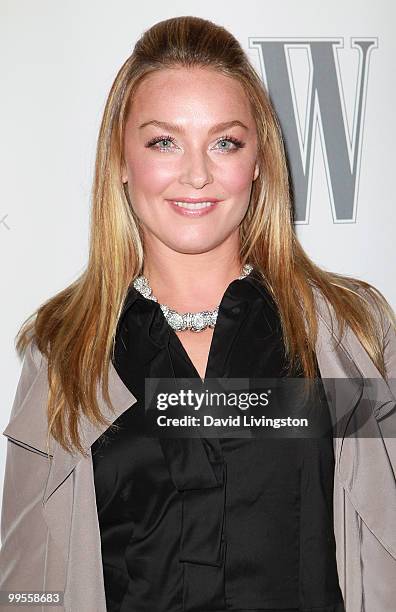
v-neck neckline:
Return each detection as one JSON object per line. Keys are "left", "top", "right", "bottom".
{"left": 165, "top": 275, "right": 254, "bottom": 382}
{"left": 168, "top": 324, "right": 216, "bottom": 383}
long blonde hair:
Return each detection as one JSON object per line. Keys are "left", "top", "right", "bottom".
{"left": 15, "top": 16, "right": 396, "bottom": 456}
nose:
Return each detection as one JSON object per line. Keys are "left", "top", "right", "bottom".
{"left": 179, "top": 148, "right": 214, "bottom": 189}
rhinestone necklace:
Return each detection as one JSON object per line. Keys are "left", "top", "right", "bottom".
{"left": 132, "top": 263, "right": 253, "bottom": 332}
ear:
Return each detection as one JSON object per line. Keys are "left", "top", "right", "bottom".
{"left": 253, "top": 162, "right": 260, "bottom": 181}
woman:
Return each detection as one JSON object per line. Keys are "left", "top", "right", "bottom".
{"left": 1, "top": 15, "right": 396, "bottom": 612}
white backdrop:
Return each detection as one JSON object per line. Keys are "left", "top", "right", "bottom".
{"left": 1, "top": 0, "right": 395, "bottom": 497}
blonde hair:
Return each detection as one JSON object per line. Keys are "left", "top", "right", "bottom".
{"left": 16, "top": 16, "right": 396, "bottom": 456}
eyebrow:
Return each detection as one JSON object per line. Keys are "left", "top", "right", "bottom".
{"left": 138, "top": 119, "right": 249, "bottom": 135}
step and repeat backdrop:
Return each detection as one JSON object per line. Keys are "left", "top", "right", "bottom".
{"left": 1, "top": 0, "right": 395, "bottom": 495}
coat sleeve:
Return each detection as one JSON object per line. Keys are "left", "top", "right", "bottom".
{"left": 0, "top": 340, "right": 55, "bottom": 605}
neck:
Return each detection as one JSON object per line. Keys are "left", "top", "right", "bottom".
{"left": 141, "top": 238, "right": 245, "bottom": 312}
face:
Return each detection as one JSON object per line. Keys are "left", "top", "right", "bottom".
{"left": 121, "top": 66, "right": 259, "bottom": 255}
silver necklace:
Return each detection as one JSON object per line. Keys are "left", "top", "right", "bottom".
{"left": 133, "top": 263, "right": 253, "bottom": 332}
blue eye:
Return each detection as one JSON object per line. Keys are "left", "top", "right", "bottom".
{"left": 214, "top": 135, "right": 245, "bottom": 152}
{"left": 217, "top": 140, "right": 234, "bottom": 150}
{"left": 146, "top": 135, "right": 176, "bottom": 151}
{"left": 145, "top": 133, "right": 246, "bottom": 152}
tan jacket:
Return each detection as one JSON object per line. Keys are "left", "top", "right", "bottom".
{"left": 1, "top": 286, "right": 396, "bottom": 612}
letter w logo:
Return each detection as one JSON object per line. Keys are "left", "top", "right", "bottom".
{"left": 249, "top": 38, "right": 377, "bottom": 223}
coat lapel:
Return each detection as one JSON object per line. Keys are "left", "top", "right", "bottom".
{"left": 3, "top": 357, "right": 137, "bottom": 505}
{"left": 44, "top": 358, "right": 137, "bottom": 504}
{"left": 312, "top": 284, "right": 396, "bottom": 418}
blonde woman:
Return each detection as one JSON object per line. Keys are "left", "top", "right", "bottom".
{"left": 1, "top": 15, "right": 396, "bottom": 612}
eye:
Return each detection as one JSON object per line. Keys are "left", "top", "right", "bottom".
{"left": 145, "top": 135, "right": 177, "bottom": 152}
{"left": 213, "top": 135, "right": 245, "bottom": 152}
{"left": 145, "top": 133, "right": 246, "bottom": 153}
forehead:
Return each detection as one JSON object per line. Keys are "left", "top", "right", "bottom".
{"left": 127, "top": 67, "right": 253, "bottom": 126}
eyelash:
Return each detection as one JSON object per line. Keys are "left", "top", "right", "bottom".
{"left": 145, "top": 133, "right": 246, "bottom": 152}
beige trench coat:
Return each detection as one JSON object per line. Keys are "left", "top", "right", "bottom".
{"left": 1, "top": 285, "right": 396, "bottom": 612}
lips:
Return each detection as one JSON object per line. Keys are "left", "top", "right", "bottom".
{"left": 166, "top": 197, "right": 221, "bottom": 203}
{"left": 171, "top": 201, "right": 217, "bottom": 210}
{"left": 166, "top": 198, "right": 220, "bottom": 216}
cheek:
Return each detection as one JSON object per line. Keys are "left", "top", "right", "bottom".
{"left": 219, "top": 160, "right": 255, "bottom": 197}
{"left": 128, "top": 155, "right": 173, "bottom": 196}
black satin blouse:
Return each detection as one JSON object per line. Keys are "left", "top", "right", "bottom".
{"left": 91, "top": 269, "right": 345, "bottom": 612}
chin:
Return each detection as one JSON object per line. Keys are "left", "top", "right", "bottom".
{"left": 162, "top": 235, "right": 220, "bottom": 254}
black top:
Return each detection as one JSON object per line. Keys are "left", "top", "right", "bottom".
{"left": 91, "top": 269, "right": 345, "bottom": 612}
